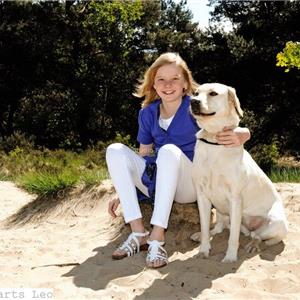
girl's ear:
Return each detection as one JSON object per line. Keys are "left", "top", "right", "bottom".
{"left": 184, "top": 82, "right": 188, "bottom": 91}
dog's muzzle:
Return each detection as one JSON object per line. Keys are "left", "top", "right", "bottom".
{"left": 191, "top": 98, "right": 216, "bottom": 117}
{"left": 191, "top": 99, "right": 202, "bottom": 115}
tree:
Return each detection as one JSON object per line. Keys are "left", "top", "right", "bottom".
{"left": 276, "top": 41, "right": 300, "bottom": 72}
{"left": 0, "top": 1, "right": 82, "bottom": 147}
{"left": 3, "top": 0, "right": 299, "bottom": 154}
{"left": 1, "top": 0, "right": 146, "bottom": 147}
{"left": 207, "top": 0, "right": 300, "bottom": 153}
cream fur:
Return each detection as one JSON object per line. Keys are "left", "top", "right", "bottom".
{"left": 191, "top": 83, "right": 288, "bottom": 263}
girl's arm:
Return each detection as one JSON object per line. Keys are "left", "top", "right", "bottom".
{"left": 216, "top": 127, "right": 250, "bottom": 147}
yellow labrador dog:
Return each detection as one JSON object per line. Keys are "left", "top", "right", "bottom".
{"left": 190, "top": 83, "right": 288, "bottom": 263}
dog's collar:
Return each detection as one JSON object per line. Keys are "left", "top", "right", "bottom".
{"left": 198, "top": 137, "right": 222, "bottom": 146}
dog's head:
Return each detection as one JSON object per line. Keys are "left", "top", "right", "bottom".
{"left": 190, "top": 83, "right": 243, "bottom": 133}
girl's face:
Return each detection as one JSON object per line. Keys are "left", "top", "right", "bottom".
{"left": 153, "top": 63, "right": 188, "bottom": 104}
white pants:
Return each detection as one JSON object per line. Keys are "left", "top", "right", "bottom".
{"left": 106, "top": 143, "right": 196, "bottom": 229}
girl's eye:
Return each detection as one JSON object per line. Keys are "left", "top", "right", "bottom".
{"left": 209, "top": 91, "right": 218, "bottom": 96}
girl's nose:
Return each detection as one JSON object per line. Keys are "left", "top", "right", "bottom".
{"left": 164, "top": 80, "right": 173, "bottom": 86}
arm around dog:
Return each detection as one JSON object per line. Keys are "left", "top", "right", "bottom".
{"left": 216, "top": 126, "right": 250, "bottom": 148}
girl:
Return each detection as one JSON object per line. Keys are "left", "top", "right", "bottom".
{"left": 106, "top": 52, "right": 250, "bottom": 268}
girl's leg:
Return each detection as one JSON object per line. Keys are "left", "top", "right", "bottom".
{"left": 106, "top": 143, "right": 149, "bottom": 224}
{"left": 150, "top": 144, "right": 196, "bottom": 231}
{"left": 106, "top": 143, "right": 150, "bottom": 257}
{"left": 148, "top": 144, "right": 196, "bottom": 268}
{"left": 173, "top": 153, "right": 197, "bottom": 204}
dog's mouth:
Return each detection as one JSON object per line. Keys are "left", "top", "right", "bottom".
{"left": 192, "top": 109, "right": 216, "bottom": 117}
{"left": 198, "top": 111, "right": 216, "bottom": 116}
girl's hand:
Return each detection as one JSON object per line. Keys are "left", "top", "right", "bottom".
{"left": 216, "top": 126, "right": 250, "bottom": 148}
{"left": 108, "top": 197, "right": 120, "bottom": 218}
{"left": 139, "top": 143, "right": 154, "bottom": 157}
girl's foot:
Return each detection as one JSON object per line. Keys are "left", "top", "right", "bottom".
{"left": 112, "top": 231, "right": 150, "bottom": 260}
{"left": 146, "top": 240, "right": 168, "bottom": 268}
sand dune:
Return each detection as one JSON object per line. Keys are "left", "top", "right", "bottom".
{"left": 0, "top": 180, "right": 300, "bottom": 299}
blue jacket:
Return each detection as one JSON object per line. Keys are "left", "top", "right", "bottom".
{"left": 137, "top": 95, "right": 199, "bottom": 161}
{"left": 136, "top": 95, "right": 199, "bottom": 201}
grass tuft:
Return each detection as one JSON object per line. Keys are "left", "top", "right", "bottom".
{"left": 0, "top": 171, "right": 10, "bottom": 181}
{"left": 268, "top": 166, "right": 300, "bottom": 183}
{"left": 80, "top": 169, "right": 109, "bottom": 187}
{"left": 18, "top": 171, "right": 78, "bottom": 195}
{"left": 0, "top": 147, "right": 109, "bottom": 195}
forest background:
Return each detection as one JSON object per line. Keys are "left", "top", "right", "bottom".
{"left": 1, "top": 0, "right": 300, "bottom": 193}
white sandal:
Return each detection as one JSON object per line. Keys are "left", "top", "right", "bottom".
{"left": 112, "top": 231, "right": 150, "bottom": 260}
{"left": 146, "top": 240, "right": 168, "bottom": 268}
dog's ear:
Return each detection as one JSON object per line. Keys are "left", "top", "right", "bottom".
{"left": 228, "top": 86, "right": 243, "bottom": 118}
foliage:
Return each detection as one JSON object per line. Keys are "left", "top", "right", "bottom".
{"left": 269, "top": 166, "right": 300, "bottom": 183}
{"left": 250, "top": 140, "right": 279, "bottom": 173}
{"left": 0, "top": 0, "right": 300, "bottom": 157}
{"left": 276, "top": 41, "right": 300, "bottom": 72}
{"left": 19, "top": 171, "right": 78, "bottom": 195}
{"left": 0, "top": 131, "right": 136, "bottom": 194}
{"left": 17, "top": 82, "right": 81, "bottom": 149}
{"left": 206, "top": 0, "right": 300, "bottom": 154}
{"left": 1, "top": 145, "right": 298, "bottom": 196}
{"left": 0, "top": 131, "right": 35, "bottom": 153}
{"left": 0, "top": 146, "right": 108, "bottom": 195}
{"left": 0, "top": 170, "right": 10, "bottom": 181}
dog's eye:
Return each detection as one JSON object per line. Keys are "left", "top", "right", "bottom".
{"left": 193, "top": 91, "right": 199, "bottom": 96}
{"left": 209, "top": 91, "right": 218, "bottom": 96}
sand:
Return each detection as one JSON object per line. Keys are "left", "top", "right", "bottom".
{"left": 0, "top": 180, "right": 300, "bottom": 300}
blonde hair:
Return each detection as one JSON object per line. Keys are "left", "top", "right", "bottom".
{"left": 134, "top": 52, "right": 199, "bottom": 107}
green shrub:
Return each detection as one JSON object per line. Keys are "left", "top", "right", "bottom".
{"left": 0, "top": 131, "right": 35, "bottom": 153}
{"left": 17, "top": 82, "right": 81, "bottom": 149}
{"left": 250, "top": 140, "right": 279, "bottom": 173}
{"left": 92, "top": 132, "right": 136, "bottom": 151}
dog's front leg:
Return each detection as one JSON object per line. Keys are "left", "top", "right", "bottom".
{"left": 197, "top": 191, "right": 212, "bottom": 258}
{"left": 222, "top": 198, "right": 242, "bottom": 263}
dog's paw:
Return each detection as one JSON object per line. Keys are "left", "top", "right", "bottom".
{"left": 222, "top": 252, "right": 237, "bottom": 263}
{"left": 196, "top": 252, "right": 209, "bottom": 259}
{"left": 245, "top": 239, "right": 261, "bottom": 254}
{"left": 190, "top": 231, "right": 201, "bottom": 242}
{"left": 197, "top": 243, "right": 210, "bottom": 258}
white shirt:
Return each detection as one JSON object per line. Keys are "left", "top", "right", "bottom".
{"left": 159, "top": 115, "right": 174, "bottom": 131}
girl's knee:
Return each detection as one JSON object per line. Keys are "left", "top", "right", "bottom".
{"left": 106, "top": 143, "right": 127, "bottom": 160}
{"left": 157, "top": 144, "right": 181, "bottom": 162}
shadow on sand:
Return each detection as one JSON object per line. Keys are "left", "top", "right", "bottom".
{"left": 63, "top": 206, "right": 285, "bottom": 299}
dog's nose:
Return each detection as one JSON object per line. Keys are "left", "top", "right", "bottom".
{"left": 191, "top": 99, "right": 201, "bottom": 114}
